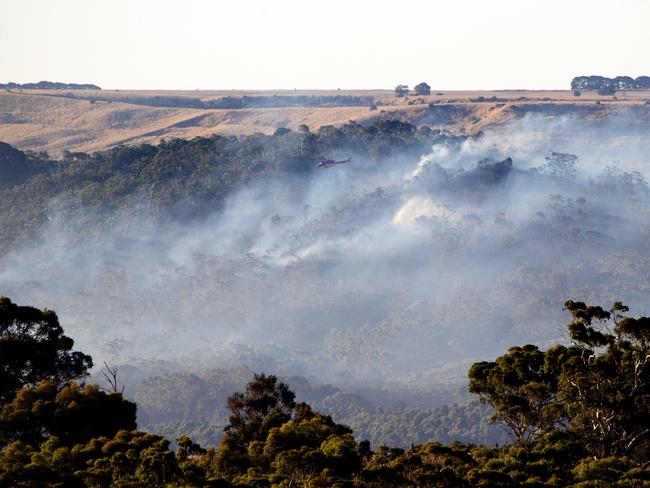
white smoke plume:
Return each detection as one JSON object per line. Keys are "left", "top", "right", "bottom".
{"left": 2, "top": 113, "right": 650, "bottom": 390}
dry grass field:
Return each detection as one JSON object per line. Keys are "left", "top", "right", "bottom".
{"left": 1, "top": 88, "right": 649, "bottom": 155}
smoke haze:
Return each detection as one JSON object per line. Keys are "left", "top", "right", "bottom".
{"left": 2, "top": 113, "right": 650, "bottom": 390}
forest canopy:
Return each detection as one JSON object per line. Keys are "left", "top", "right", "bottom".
{"left": 0, "top": 295, "right": 648, "bottom": 486}
{"left": 0, "top": 119, "right": 450, "bottom": 254}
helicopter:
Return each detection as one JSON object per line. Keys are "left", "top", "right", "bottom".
{"left": 313, "top": 156, "right": 352, "bottom": 168}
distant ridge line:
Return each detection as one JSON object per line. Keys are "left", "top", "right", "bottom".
{"left": 0, "top": 81, "right": 101, "bottom": 90}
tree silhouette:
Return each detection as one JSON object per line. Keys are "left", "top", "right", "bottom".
{"left": 394, "top": 84, "right": 409, "bottom": 97}
{"left": 0, "top": 297, "right": 92, "bottom": 405}
{"left": 414, "top": 82, "right": 431, "bottom": 96}
{"left": 225, "top": 373, "right": 296, "bottom": 444}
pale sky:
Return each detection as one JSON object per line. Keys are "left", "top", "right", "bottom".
{"left": 2, "top": 0, "right": 649, "bottom": 90}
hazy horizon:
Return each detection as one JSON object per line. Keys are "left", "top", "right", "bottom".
{"left": 3, "top": 0, "right": 650, "bottom": 91}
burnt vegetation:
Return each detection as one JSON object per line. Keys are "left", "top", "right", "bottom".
{"left": 46, "top": 92, "right": 375, "bottom": 109}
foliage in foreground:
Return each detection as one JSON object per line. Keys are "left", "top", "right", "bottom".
{"left": 0, "top": 295, "right": 649, "bottom": 486}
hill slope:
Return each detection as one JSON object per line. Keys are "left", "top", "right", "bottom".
{"left": 2, "top": 89, "right": 649, "bottom": 155}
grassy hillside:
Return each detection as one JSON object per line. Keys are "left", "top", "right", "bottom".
{"left": 2, "top": 88, "right": 649, "bottom": 155}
